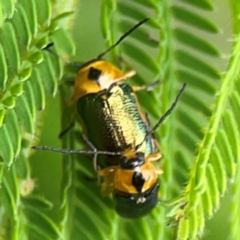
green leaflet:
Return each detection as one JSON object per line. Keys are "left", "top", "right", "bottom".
{"left": 172, "top": 6, "right": 219, "bottom": 33}
{"left": 0, "top": 0, "right": 74, "bottom": 239}
{"left": 0, "top": 0, "right": 15, "bottom": 22}
{"left": 174, "top": 28, "right": 220, "bottom": 57}
{"left": 180, "top": 0, "right": 214, "bottom": 10}
{"left": 176, "top": 50, "right": 220, "bottom": 80}
{"left": 177, "top": 1, "right": 240, "bottom": 238}
{"left": 0, "top": 22, "right": 21, "bottom": 80}
{"left": 176, "top": 69, "right": 216, "bottom": 94}
{"left": 11, "top": 5, "right": 32, "bottom": 51}
{"left": 0, "top": 44, "right": 8, "bottom": 90}
{"left": 122, "top": 41, "right": 160, "bottom": 74}
{"left": 210, "top": 147, "right": 227, "bottom": 195}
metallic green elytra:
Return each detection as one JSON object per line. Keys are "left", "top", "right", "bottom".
{"left": 77, "top": 83, "right": 156, "bottom": 157}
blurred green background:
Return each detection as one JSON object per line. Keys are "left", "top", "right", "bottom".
{"left": 30, "top": 0, "right": 233, "bottom": 239}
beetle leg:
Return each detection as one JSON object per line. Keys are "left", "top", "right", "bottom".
{"left": 147, "top": 152, "right": 162, "bottom": 162}
{"left": 81, "top": 134, "right": 100, "bottom": 171}
{"left": 101, "top": 174, "right": 114, "bottom": 188}
{"left": 132, "top": 80, "right": 159, "bottom": 92}
{"left": 98, "top": 166, "right": 117, "bottom": 176}
{"left": 98, "top": 166, "right": 116, "bottom": 196}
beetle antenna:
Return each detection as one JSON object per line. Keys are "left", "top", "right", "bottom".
{"left": 43, "top": 42, "right": 54, "bottom": 50}
{"left": 42, "top": 42, "right": 60, "bottom": 58}
{"left": 43, "top": 42, "right": 82, "bottom": 68}
{"left": 97, "top": 18, "right": 149, "bottom": 59}
{"left": 135, "top": 83, "right": 187, "bottom": 151}
{"left": 151, "top": 83, "right": 186, "bottom": 132}
{"left": 32, "top": 145, "right": 122, "bottom": 156}
{"left": 32, "top": 135, "right": 122, "bottom": 172}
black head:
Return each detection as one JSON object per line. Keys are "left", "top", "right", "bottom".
{"left": 119, "top": 152, "right": 145, "bottom": 169}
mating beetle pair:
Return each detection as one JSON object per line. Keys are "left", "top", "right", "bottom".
{"left": 34, "top": 18, "right": 186, "bottom": 218}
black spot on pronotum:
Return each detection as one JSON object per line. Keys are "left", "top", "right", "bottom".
{"left": 88, "top": 67, "right": 102, "bottom": 81}
{"left": 132, "top": 171, "right": 145, "bottom": 193}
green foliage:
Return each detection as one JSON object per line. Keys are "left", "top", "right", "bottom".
{"left": 175, "top": 0, "right": 240, "bottom": 239}
{"left": 0, "top": 0, "right": 239, "bottom": 240}
{"left": 0, "top": 0, "right": 74, "bottom": 239}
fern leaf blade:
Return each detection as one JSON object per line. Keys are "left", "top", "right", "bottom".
{"left": 176, "top": 69, "right": 216, "bottom": 94}
{"left": 176, "top": 50, "right": 220, "bottom": 80}
{"left": 0, "top": 45, "right": 8, "bottom": 90}
{"left": 216, "top": 130, "right": 236, "bottom": 179}
{"left": 35, "top": 0, "right": 52, "bottom": 26}
{"left": 15, "top": 94, "right": 34, "bottom": 133}
{"left": 12, "top": 6, "right": 32, "bottom": 50}
{"left": 24, "top": 205, "right": 62, "bottom": 239}
{"left": 1, "top": 22, "right": 21, "bottom": 78}
{"left": 180, "top": 0, "right": 214, "bottom": 10}
{"left": 127, "top": 0, "right": 157, "bottom": 9}
{"left": 181, "top": 91, "right": 212, "bottom": 116}
{"left": 119, "top": 20, "right": 159, "bottom": 48}
{"left": 30, "top": 69, "right": 46, "bottom": 110}
{"left": 210, "top": 147, "right": 227, "bottom": 195}
{"left": 178, "top": 110, "right": 204, "bottom": 139}
{"left": 174, "top": 28, "right": 221, "bottom": 56}
{"left": 229, "top": 92, "right": 240, "bottom": 133}
{"left": 0, "top": 120, "right": 15, "bottom": 164}
{"left": 222, "top": 110, "right": 240, "bottom": 161}
{"left": 1, "top": 0, "right": 15, "bottom": 20}
{"left": 122, "top": 42, "right": 159, "bottom": 74}
{"left": 20, "top": 0, "right": 38, "bottom": 36}
{"left": 5, "top": 110, "right": 21, "bottom": 158}
{"left": 118, "top": 2, "right": 159, "bottom": 29}
{"left": 172, "top": 6, "right": 219, "bottom": 33}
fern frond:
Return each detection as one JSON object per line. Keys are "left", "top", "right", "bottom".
{"left": 0, "top": 0, "right": 75, "bottom": 239}
{"left": 172, "top": 0, "right": 222, "bottom": 199}
{"left": 176, "top": 14, "right": 240, "bottom": 239}
{"left": 227, "top": 3, "right": 240, "bottom": 239}
{"left": 23, "top": 196, "right": 62, "bottom": 240}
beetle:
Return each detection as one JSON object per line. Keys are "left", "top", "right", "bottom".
{"left": 33, "top": 18, "right": 186, "bottom": 218}
{"left": 74, "top": 62, "right": 163, "bottom": 218}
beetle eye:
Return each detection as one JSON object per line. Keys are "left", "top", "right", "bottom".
{"left": 88, "top": 67, "right": 102, "bottom": 81}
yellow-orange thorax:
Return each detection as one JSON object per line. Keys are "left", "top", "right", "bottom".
{"left": 73, "top": 60, "right": 135, "bottom": 101}
{"left": 114, "top": 161, "right": 159, "bottom": 194}
{"left": 99, "top": 151, "right": 162, "bottom": 195}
